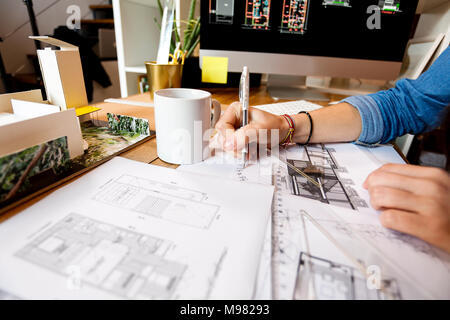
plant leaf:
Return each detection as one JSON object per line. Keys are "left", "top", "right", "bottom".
{"left": 188, "top": 0, "right": 197, "bottom": 25}
{"left": 153, "top": 17, "right": 161, "bottom": 30}
{"left": 173, "top": 19, "right": 180, "bottom": 44}
{"left": 186, "top": 37, "right": 199, "bottom": 59}
{"left": 156, "top": 0, "right": 163, "bottom": 17}
{"left": 184, "top": 0, "right": 197, "bottom": 46}
{"left": 184, "top": 17, "right": 200, "bottom": 54}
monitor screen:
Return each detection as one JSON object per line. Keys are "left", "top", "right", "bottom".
{"left": 201, "top": 0, "right": 419, "bottom": 62}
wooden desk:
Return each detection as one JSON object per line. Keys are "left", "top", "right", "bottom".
{"left": 115, "top": 86, "right": 348, "bottom": 168}
{"left": 0, "top": 86, "right": 346, "bottom": 222}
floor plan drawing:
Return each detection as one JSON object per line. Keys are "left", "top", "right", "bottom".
{"left": 209, "top": 0, "right": 235, "bottom": 24}
{"left": 243, "top": 0, "right": 271, "bottom": 30}
{"left": 93, "top": 175, "right": 219, "bottom": 229}
{"left": 15, "top": 213, "right": 187, "bottom": 299}
{"left": 280, "top": 0, "right": 310, "bottom": 34}
{"left": 294, "top": 252, "right": 401, "bottom": 300}
{"left": 0, "top": 157, "right": 274, "bottom": 299}
{"left": 284, "top": 145, "right": 367, "bottom": 210}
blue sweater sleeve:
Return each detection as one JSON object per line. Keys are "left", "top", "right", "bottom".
{"left": 343, "top": 47, "right": 450, "bottom": 145}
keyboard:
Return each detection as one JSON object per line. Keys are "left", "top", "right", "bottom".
{"left": 253, "top": 100, "right": 323, "bottom": 115}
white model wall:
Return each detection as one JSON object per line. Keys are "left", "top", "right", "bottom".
{"left": 0, "top": 0, "right": 108, "bottom": 75}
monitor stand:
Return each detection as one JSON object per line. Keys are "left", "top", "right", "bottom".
{"left": 267, "top": 75, "right": 330, "bottom": 101}
{"left": 307, "top": 77, "right": 390, "bottom": 96}
{"left": 267, "top": 75, "right": 391, "bottom": 101}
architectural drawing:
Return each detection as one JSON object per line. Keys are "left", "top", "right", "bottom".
{"left": 271, "top": 162, "right": 305, "bottom": 299}
{"left": 280, "top": 0, "right": 310, "bottom": 35}
{"left": 294, "top": 252, "right": 401, "bottom": 300}
{"left": 93, "top": 175, "right": 219, "bottom": 229}
{"left": 322, "top": 0, "right": 351, "bottom": 8}
{"left": 378, "top": 0, "right": 401, "bottom": 14}
{"left": 271, "top": 159, "right": 403, "bottom": 299}
{"left": 243, "top": 0, "right": 271, "bottom": 30}
{"left": 15, "top": 213, "right": 187, "bottom": 299}
{"left": 271, "top": 205, "right": 304, "bottom": 299}
{"left": 209, "top": 0, "right": 235, "bottom": 24}
{"left": 318, "top": 219, "right": 450, "bottom": 269}
{"left": 272, "top": 145, "right": 373, "bottom": 299}
{"left": 285, "top": 145, "right": 367, "bottom": 209}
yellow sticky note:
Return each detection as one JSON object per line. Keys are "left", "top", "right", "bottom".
{"left": 202, "top": 56, "right": 228, "bottom": 84}
{"left": 75, "top": 106, "right": 101, "bottom": 117}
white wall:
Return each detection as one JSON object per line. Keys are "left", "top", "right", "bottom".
{"left": 417, "top": 0, "right": 449, "bottom": 13}
{"left": 415, "top": 1, "right": 450, "bottom": 61}
{"left": 0, "top": 0, "right": 109, "bottom": 75}
{"left": 415, "top": 2, "right": 450, "bottom": 38}
{"left": 92, "top": 60, "right": 121, "bottom": 103}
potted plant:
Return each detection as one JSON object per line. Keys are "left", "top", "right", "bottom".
{"left": 155, "top": 0, "right": 200, "bottom": 60}
{"left": 155, "top": 0, "right": 201, "bottom": 87}
{"left": 154, "top": 0, "right": 261, "bottom": 88}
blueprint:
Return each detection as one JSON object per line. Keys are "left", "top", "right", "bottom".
{"left": 278, "top": 144, "right": 376, "bottom": 210}
{"left": 178, "top": 150, "right": 274, "bottom": 299}
{"left": 294, "top": 252, "right": 401, "bottom": 300}
{"left": 283, "top": 144, "right": 368, "bottom": 209}
{"left": 271, "top": 143, "right": 425, "bottom": 299}
{"left": 0, "top": 157, "right": 274, "bottom": 299}
{"left": 178, "top": 142, "right": 445, "bottom": 300}
{"left": 310, "top": 203, "right": 450, "bottom": 299}
{"left": 93, "top": 174, "right": 219, "bottom": 229}
{"left": 15, "top": 213, "right": 188, "bottom": 299}
{"left": 178, "top": 150, "right": 273, "bottom": 185}
{"left": 281, "top": 196, "right": 450, "bottom": 299}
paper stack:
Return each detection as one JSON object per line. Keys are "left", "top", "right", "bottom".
{"left": 0, "top": 157, "right": 274, "bottom": 299}
{"left": 178, "top": 140, "right": 450, "bottom": 300}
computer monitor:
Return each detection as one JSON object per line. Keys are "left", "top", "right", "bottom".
{"left": 200, "top": 1, "right": 419, "bottom": 98}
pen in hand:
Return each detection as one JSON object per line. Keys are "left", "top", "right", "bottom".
{"left": 240, "top": 66, "right": 249, "bottom": 169}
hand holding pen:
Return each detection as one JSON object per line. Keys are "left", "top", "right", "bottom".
{"left": 239, "top": 66, "right": 250, "bottom": 168}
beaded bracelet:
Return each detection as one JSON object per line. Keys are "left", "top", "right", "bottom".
{"left": 280, "top": 114, "right": 295, "bottom": 146}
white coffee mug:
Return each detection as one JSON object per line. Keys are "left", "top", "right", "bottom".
{"left": 154, "top": 88, "right": 221, "bottom": 164}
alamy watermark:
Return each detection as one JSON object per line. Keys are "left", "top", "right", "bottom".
{"left": 367, "top": 5, "right": 382, "bottom": 30}
{"left": 66, "top": 5, "right": 81, "bottom": 30}
{"left": 367, "top": 265, "right": 382, "bottom": 290}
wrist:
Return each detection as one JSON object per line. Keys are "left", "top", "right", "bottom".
{"left": 278, "top": 115, "right": 290, "bottom": 143}
{"left": 292, "top": 113, "right": 311, "bottom": 144}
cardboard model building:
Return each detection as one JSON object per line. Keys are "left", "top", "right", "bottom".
{"left": 0, "top": 89, "right": 84, "bottom": 159}
{"left": 29, "top": 36, "right": 88, "bottom": 110}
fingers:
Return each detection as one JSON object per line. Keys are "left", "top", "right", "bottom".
{"left": 368, "top": 186, "right": 429, "bottom": 213}
{"left": 215, "top": 102, "right": 286, "bottom": 154}
{"left": 380, "top": 208, "right": 450, "bottom": 253}
{"left": 233, "top": 124, "right": 259, "bottom": 151}
{"left": 215, "top": 102, "right": 241, "bottom": 137}
{"left": 363, "top": 170, "right": 425, "bottom": 194}
{"left": 379, "top": 209, "right": 426, "bottom": 240}
{"left": 364, "top": 165, "right": 449, "bottom": 198}
{"left": 374, "top": 163, "right": 450, "bottom": 184}
{"left": 220, "top": 123, "right": 259, "bottom": 152}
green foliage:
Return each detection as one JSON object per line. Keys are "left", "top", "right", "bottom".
{"left": 155, "top": 0, "right": 200, "bottom": 59}
{"left": 74, "top": 122, "right": 150, "bottom": 167}
{"left": 107, "top": 113, "right": 150, "bottom": 136}
{"left": 0, "top": 137, "right": 70, "bottom": 202}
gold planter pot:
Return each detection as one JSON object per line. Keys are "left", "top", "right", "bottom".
{"left": 145, "top": 61, "right": 184, "bottom": 100}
